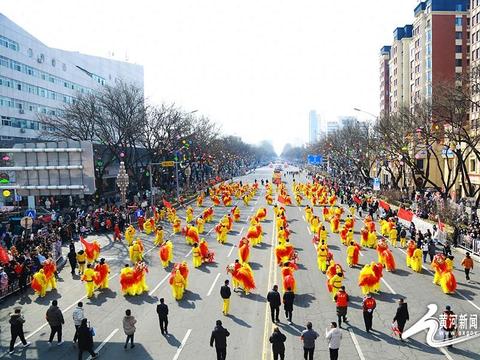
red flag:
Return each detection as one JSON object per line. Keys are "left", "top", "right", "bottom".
{"left": 353, "top": 196, "right": 362, "bottom": 205}
{"left": 379, "top": 200, "right": 390, "bottom": 211}
{"left": 0, "top": 246, "right": 9, "bottom": 264}
{"left": 438, "top": 218, "right": 445, "bottom": 232}
{"left": 163, "top": 199, "right": 172, "bottom": 209}
{"left": 397, "top": 208, "right": 414, "bottom": 222}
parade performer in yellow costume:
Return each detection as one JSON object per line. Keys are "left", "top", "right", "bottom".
{"left": 125, "top": 225, "right": 136, "bottom": 246}
{"left": 330, "top": 215, "right": 340, "bottom": 233}
{"left": 76, "top": 250, "right": 86, "bottom": 274}
{"left": 346, "top": 241, "right": 360, "bottom": 268}
{"left": 43, "top": 258, "right": 57, "bottom": 290}
{"left": 186, "top": 206, "right": 194, "bottom": 223}
{"left": 360, "top": 227, "right": 368, "bottom": 248}
{"left": 389, "top": 227, "right": 398, "bottom": 247}
{"left": 295, "top": 193, "right": 303, "bottom": 206}
{"left": 310, "top": 216, "right": 321, "bottom": 234}
{"left": 31, "top": 269, "right": 47, "bottom": 297}
{"left": 170, "top": 270, "right": 186, "bottom": 300}
{"left": 215, "top": 223, "right": 229, "bottom": 244}
{"left": 317, "top": 243, "right": 329, "bottom": 273}
{"left": 319, "top": 226, "right": 328, "bottom": 245}
{"left": 367, "top": 230, "right": 377, "bottom": 248}
{"left": 154, "top": 226, "right": 164, "bottom": 246}
{"left": 192, "top": 243, "right": 202, "bottom": 268}
{"left": 82, "top": 264, "right": 96, "bottom": 298}
{"left": 203, "top": 207, "right": 214, "bottom": 223}
{"left": 411, "top": 248, "right": 423, "bottom": 273}
{"left": 120, "top": 264, "right": 136, "bottom": 296}
{"left": 196, "top": 217, "right": 205, "bottom": 234}
{"left": 406, "top": 240, "right": 416, "bottom": 267}
{"left": 81, "top": 237, "right": 101, "bottom": 264}
{"left": 305, "top": 206, "right": 313, "bottom": 224}
{"left": 255, "top": 208, "right": 267, "bottom": 222}
{"left": 199, "top": 238, "right": 215, "bottom": 263}
{"left": 129, "top": 238, "right": 144, "bottom": 264}
{"left": 329, "top": 270, "right": 344, "bottom": 300}
{"left": 231, "top": 206, "right": 241, "bottom": 222}
{"left": 183, "top": 224, "right": 200, "bottom": 245}
{"left": 265, "top": 193, "right": 274, "bottom": 205}
{"left": 281, "top": 262, "right": 297, "bottom": 293}
{"left": 371, "top": 262, "right": 383, "bottom": 293}
{"left": 238, "top": 237, "right": 250, "bottom": 264}
{"left": 172, "top": 217, "right": 182, "bottom": 234}
{"left": 322, "top": 207, "right": 330, "bottom": 222}
{"left": 143, "top": 217, "right": 155, "bottom": 235}
{"left": 277, "top": 226, "right": 288, "bottom": 246}
{"left": 358, "top": 263, "right": 376, "bottom": 295}
{"left": 339, "top": 227, "right": 348, "bottom": 246}
{"left": 222, "top": 193, "right": 232, "bottom": 207}
{"left": 196, "top": 192, "right": 204, "bottom": 207}
{"left": 159, "top": 240, "right": 173, "bottom": 268}
{"left": 247, "top": 223, "right": 263, "bottom": 246}
{"left": 235, "top": 263, "right": 256, "bottom": 295}
{"left": 94, "top": 258, "right": 110, "bottom": 289}
{"left": 134, "top": 261, "right": 149, "bottom": 295}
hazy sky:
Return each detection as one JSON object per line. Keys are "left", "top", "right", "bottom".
{"left": 2, "top": 0, "right": 417, "bottom": 154}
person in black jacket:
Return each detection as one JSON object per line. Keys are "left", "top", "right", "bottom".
{"left": 269, "top": 326, "right": 286, "bottom": 360}
{"left": 156, "top": 298, "right": 169, "bottom": 335}
{"left": 267, "top": 285, "right": 281, "bottom": 323}
{"left": 8, "top": 309, "right": 30, "bottom": 354}
{"left": 220, "top": 280, "right": 232, "bottom": 316}
{"left": 77, "top": 318, "right": 97, "bottom": 359}
{"left": 283, "top": 287, "right": 295, "bottom": 324}
{"left": 210, "top": 320, "right": 230, "bottom": 360}
{"left": 393, "top": 298, "right": 409, "bottom": 340}
{"left": 68, "top": 243, "right": 77, "bottom": 275}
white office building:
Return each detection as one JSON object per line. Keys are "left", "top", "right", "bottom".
{"left": 326, "top": 121, "right": 339, "bottom": 136}
{"left": 0, "top": 13, "right": 144, "bottom": 143}
{"left": 308, "top": 110, "right": 321, "bottom": 143}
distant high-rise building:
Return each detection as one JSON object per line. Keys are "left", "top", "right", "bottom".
{"left": 338, "top": 116, "right": 357, "bottom": 128}
{"left": 0, "top": 13, "right": 144, "bottom": 143}
{"left": 379, "top": 46, "right": 391, "bottom": 117}
{"left": 326, "top": 121, "right": 339, "bottom": 136}
{"left": 472, "top": 0, "right": 480, "bottom": 127}
{"left": 308, "top": 110, "right": 320, "bottom": 143}
{"left": 390, "top": 25, "right": 413, "bottom": 114}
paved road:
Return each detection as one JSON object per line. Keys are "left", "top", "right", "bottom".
{"left": 1, "top": 167, "right": 479, "bottom": 359}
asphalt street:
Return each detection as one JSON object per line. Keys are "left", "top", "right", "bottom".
{"left": 0, "top": 166, "right": 479, "bottom": 360}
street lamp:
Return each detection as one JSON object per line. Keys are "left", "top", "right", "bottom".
{"left": 116, "top": 161, "right": 129, "bottom": 207}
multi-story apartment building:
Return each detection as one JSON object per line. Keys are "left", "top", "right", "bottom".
{"left": 379, "top": 46, "right": 391, "bottom": 117}
{"left": 308, "top": 110, "right": 320, "bottom": 143}
{"left": 0, "top": 13, "right": 144, "bottom": 143}
{"left": 410, "top": 0, "right": 469, "bottom": 108}
{"left": 471, "top": 0, "right": 480, "bottom": 126}
{"left": 389, "top": 25, "right": 413, "bottom": 113}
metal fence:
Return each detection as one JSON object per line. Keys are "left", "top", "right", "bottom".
{"left": 458, "top": 234, "right": 480, "bottom": 256}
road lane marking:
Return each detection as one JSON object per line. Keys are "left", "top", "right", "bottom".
{"left": 307, "top": 226, "right": 312, "bottom": 235}
{"left": 381, "top": 277, "right": 397, "bottom": 294}
{"left": 87, "top": 328, "right": 119, "bottom": 360}
{"left": 184, "top": 248, "right": 193, "bottom": 258}
{"left": 172, "top": 329, "right": 192, "bottom": 360}
{"left": 227, "top": 245, "right": 236, "bottom": 257}
{"left": 348, "top": 328, "right": 366, "bottom": 360}
{"left": 149, "top": 273, "right": 171, "bottom": 296}
{"left": 207, "top": 273, "right": 221, "bottom": 296}
{"left": 262, "top": 213, "right": 276, "bottom": 360}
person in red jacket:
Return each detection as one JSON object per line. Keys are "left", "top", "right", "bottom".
{"left": 362, "top": 294, "right": 376, "bottom": 333}
{"left": 334, "top": 286, "right": 349, "bottom": 328}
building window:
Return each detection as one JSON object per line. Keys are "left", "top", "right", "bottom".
{"left": 471, "top": 158, "right": 477, "bottom": 173}
{"left": 456, "top": 59, "right": 463, "bottom": 67}
{"left": 28, "top": 48, "right": 33, "bottom": 57}
{"left": 416, "top": 159, "right": 424, "bottom": 170}
{"left": 456, "top": 17, "right": 463, "bottom": 26}
{"left": 51, "top": 58, "right": 56, "bottom": 67}
{"left": 456, "top": 45, "right": 462, "bottom": 53}
{"left": 456, "top": 31, "right": 463, "bottom": 39}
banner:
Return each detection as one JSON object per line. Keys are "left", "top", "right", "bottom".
{"left": 163, "top": 199, "right": 172, "bottom": 209}
{"left": 398, "top": 208, "right": 414, "bottom": 222}
{"left": 379, "top": 200, "right": 390, "bottom": 211}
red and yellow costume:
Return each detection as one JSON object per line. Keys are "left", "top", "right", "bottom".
{"left": 196, "top": 217, "right": 205, "bottom": 234}
{"left": 125, "top": 225, "right": 136, "bottom": 246}
{"left": 281, "top": 262, "right": 297, "bottom": 293}
{"left": 231, "top": 206, "right": 241, "bottom": 222}
{"left": 199, "top": 239, "right": 215, "bottom": 263}
{"left": 80, "top": 237, "right": 101, "bottom": 264}
{"left": 255, "top": 208, "right": 267, "bottom": 222}
{"left": 183, "top": 225, "right": 200, "bottom": 245}
{"left": 143, "top": 217, "right": 155, "bottom": 235}
{"left": 172, "top": 218, "right": 182, "bottom": 234}
{"left": 31, "top": 269, "right": 47, "bottom": 297}
{"left": 154, "top": 227, "right": 164, "bottom": 246}
{"left": 43, "top": 259, "right": 57, "bottom": 290}
{"left": 129, "top": 239, "right": 144, "bottom": 264}
{"left": 94, "top": 260, "right": 110, "bottom": 289}
{"left": 406, "top": 240, "right": 416, "bottom": 267}
{"left": 159, "top": 241, "right": 173, "bottom": 268}
{"left": 238, "top": 237, "right": 250, "bottom": 264}
{"left": 186, "top": 206, "right": 194, "bottom": 223}
{"left": 82, "top": 265, "right": 96, "bottom": 298}
{"left": 192, "top": 244, "right": 202, "bottom": 268}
